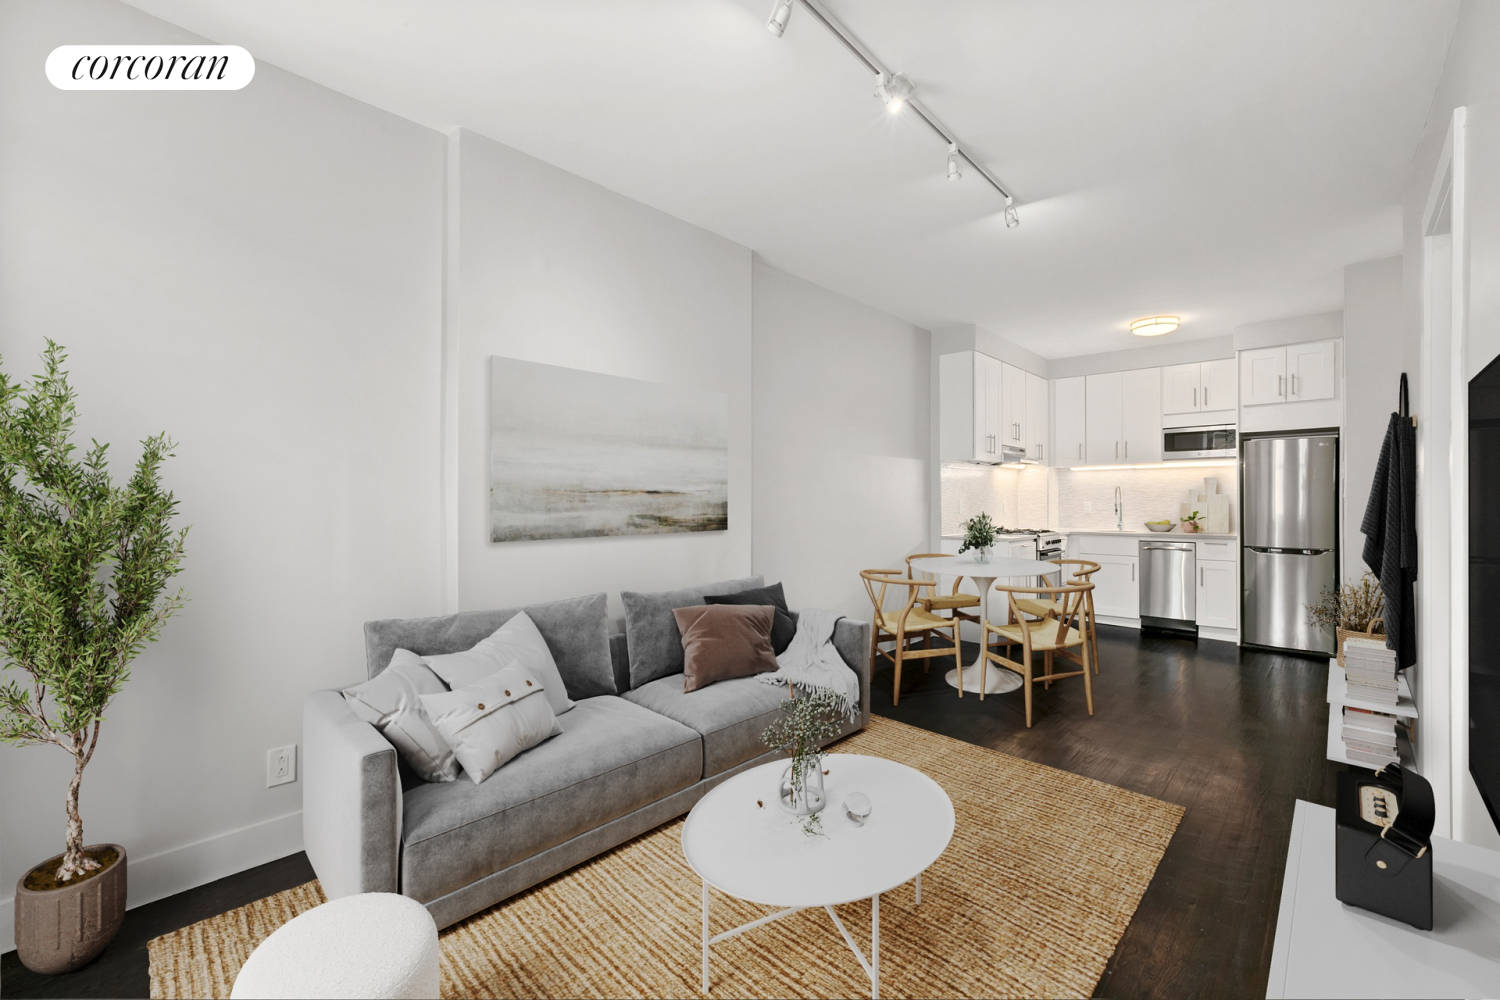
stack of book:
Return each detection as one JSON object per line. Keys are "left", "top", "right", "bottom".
{"left": 1341, "top": 705, "right": 1400, "bottom": 767}
{"left": 1343, "top": 637, "right": 1399, "bottom": 705}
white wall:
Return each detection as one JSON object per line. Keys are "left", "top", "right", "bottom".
{"left": 751, "top": 260, "right": 929, "bottom": 622}
{"left": 1399, "top": 0, "right": 1500, "bottom": 850}
{"left": 1341, "top": 257, "right": 1404, "bottom": 579}
{"left": 1048, "top": 335, "right": 1235, "bottom": 380}
{"left": 0, "top": 0, "right": 445, "bottom": 942}
{"left": 451, "top": 130, "right": 752, "bottom": 624}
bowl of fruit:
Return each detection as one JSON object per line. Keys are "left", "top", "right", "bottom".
{"left": 1144, "top": 520, "right": 1176, "bottom": 532}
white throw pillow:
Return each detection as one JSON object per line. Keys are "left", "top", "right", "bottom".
{"left": 423, "top": 612, "right": 575, "bottom": 716}
{"left": 343, "top": 649, "right": 459, "bottom": 782}
{"left": 419, "top": 666, "right": 562, "bottom": 784}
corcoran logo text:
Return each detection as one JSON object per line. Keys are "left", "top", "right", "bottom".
{"left": 46, "top": 45, "right": 255, "bottom": 90}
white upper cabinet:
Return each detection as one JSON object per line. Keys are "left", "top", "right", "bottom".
{"left": 1053, "top": 376, "right": 1086, "bottom": 466}
{"left": 1201, "top": 358, "right": 1237, "bottom": 411}
{"left": 1241, "top": 340, "right": 1337, "bottom": 406}
{"left": 1002, "top": 362, "right": 1028, "bottom": 449}
{"left": 1025, "top": 371, "right": 1048, "bottom": 462}
{"left": 1084, "top": 372, "right": 1124, "bottom": 465}
{"left": 1287, "top": 340, "right": 1337, "bottom": 401}
{"left": 1241, "top": 347, "right": 1288, "bottom": 406}
{"left": 1162, "top": 359, "right": 1238, "bottom": 424}
{"left": 1162, "top": 363, "right": 1201, "bottom": 416}
{"left": 1122, "top": 367, "right": 1162, "bottom": 463}
{"left": 981, "top": 354, "right": 1003, "bottom": 452}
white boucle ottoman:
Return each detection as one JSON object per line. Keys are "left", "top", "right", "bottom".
{"left": 230, "top": 892, "right": 440, "bottom": 999}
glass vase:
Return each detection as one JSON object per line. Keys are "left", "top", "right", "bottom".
{"left": 778, "top": 757, "right": 826, "bottom": 817}
{"left": 974, "top": 545, "right": 993, "bottom": 563}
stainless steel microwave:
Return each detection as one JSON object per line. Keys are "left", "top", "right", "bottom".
{"left": 1162, "top": 424, "right": 1237, "bottom": 460}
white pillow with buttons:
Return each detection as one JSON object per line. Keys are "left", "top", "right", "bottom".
{"left": 420, "top": 666, "right": 562, "bottom": 784}
{"left": 423, "top": 611, "right": 576, "bottom": 716}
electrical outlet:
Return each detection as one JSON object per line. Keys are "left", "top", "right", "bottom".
{"left": 267, "top": 745, "right": 297, "bottom": 787}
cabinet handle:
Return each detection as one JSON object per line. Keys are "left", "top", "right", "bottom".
{"left": 1132, "top": 563, "right": 1136, "bottom": 582}
{"left": 1201, "top": 567, "right": 1205, "bottom": 586}
{"left": 1193, "top": 387, "right": 1198, "bottom": 407}
{"left": 1278, "top": 374, "right": 1284, "bottom": 397}
{"left": 1291, "top": 373, "right": 1298, "bottom": 396}
{"left": 1078, "top": 443, "right": 1083, "bottom": 460}
{"left": 1125, "top": 440, "right": 1129, "bottom": 460}
{"left": 1039, "top": 443, "right": 1044, "bottom": 460}
{"left": 1204, "top": 386, "right": 1209, "bottom": 407}
{"left": 1115, "top": 441, "right": 1119, "bottom": 460}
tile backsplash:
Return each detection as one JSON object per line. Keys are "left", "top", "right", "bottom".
{"left": 940, "top": 462, "right": 1237, "bottom": 535}
{"left": 1055, "top": 466, "right": 1237, "bottom": 533}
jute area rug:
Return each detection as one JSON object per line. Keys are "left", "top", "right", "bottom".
{"left": 149, "top": 716, "right": 1183, "bottom": 999}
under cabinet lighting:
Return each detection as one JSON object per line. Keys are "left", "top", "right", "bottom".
{"left": 1068, "top": 459, "right": 1236, "bottom": 472}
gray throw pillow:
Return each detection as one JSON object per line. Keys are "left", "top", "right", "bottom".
{"left": 620, "top": 576, "right": 764, "bottom": 689}
{"left": 363, "top": 592, "right": 614, "bottom": 698}
{"left": 422, "top": 611, "right": 575, "bottom": 716}
{"left": 342, "top": 649, "right": 459, "bottom": 783}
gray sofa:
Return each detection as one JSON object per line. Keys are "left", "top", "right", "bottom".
{"left": 303, "top": 580, "right": 871, "bottom": 929}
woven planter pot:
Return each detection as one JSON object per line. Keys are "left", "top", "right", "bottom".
{"left": 14, "top": 844, "right": 126, "bottom": 974}
{"left": 1335, "top": 618, "right": 1385, "bottom": 667}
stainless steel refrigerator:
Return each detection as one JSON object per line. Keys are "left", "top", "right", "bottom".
{"left": 1241, "top": 433, "right": 1339, "bottom": 654}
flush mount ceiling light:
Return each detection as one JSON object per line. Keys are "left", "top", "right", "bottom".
{"left": 767, "top": 0, "right": 1019, "bottom": 225}
{"left": 766, "top": 0, "right": 793, "bottom": 36}
{"left": 1131, "top": 316, "right": 1180, "bottom": 337}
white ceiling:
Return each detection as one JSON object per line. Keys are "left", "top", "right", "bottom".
{"left": 124, "top": 0, "right": 1458, "bottom": 358}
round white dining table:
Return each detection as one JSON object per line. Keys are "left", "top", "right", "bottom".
{"left": 907, "top": 554, "right": 1063, "bottom": 695}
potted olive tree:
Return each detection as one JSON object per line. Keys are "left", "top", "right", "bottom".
{"left": 0, "top": 343, "right": 188, "bottom": 974}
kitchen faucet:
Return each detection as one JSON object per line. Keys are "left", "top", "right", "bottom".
{"left": 1114, "top": 485, "right": 1123, "bottom": 531}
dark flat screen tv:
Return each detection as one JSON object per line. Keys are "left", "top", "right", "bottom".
{"left": 1470, "top": 357, "right": 1500, "bottom": 836}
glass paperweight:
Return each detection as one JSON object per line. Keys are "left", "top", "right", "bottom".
{"left": 843, "top": 791, "right": 872, "bottom": 827}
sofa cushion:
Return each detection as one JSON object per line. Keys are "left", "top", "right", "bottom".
{"left": 364, "top": 593, "right": 614, "bottom": 698}
{"left": 342, "top": 650, "right": 459, "bottom": 783}
{"left": 620, "top": 576, "right": 763, "bottom": 689}
{"left": 399, "top": 696, "right": 701, "bottom": 903}
{"left": 621, "top": 673, "right": 787, "bottom": 778}
{"left": 705, "top": 582, "right": 796, "bottom": 655}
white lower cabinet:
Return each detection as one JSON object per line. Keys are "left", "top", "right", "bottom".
{"left": 1196, "top": 558, "right": 1238, "bottom": 629}
{"left": 1089, "top": 554, "right": 1140, "bottom": 619}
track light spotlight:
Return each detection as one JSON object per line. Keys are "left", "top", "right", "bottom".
{"left": 946, "top": 143, "right": 963, "bottom": 181}
{"left": 1004, "top": 197, "right": 1020, "bottom": 228}
{"left": 767, "top": 0, "right": 792, "bottom": 37}
{"left": 874, "top": 71, "right": 913, "bottom": 114}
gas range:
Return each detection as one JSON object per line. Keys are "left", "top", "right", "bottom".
{"left": 992, "top": 527, "right": 1066, "bottom": 559}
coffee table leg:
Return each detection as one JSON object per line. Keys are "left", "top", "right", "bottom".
{"left": 701, "top": 879, "right": 710, "bottom": 993}
{"left": 871, "top": 893, "right": 880, "bottom": 999}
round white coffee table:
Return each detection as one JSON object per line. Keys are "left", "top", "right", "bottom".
{"left": 908, "top": 554, "right": 1062, "bottom": 695}
{"left": 682, "top": 754, "right": 953, "bottom": 999}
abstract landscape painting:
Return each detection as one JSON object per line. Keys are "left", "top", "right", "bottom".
{"left": 490, "top": 357, "right": 729, "bottom": 542}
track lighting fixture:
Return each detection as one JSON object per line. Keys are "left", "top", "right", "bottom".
{"left": 874, "top": 71, "right": 914, "bottom": 114}
{"left": 946, "top": 143, "right": 963, "bottom": 181}
{"left": 766, "top": 0, "right": 793, "bottom": 37}
{"left": 766, "top": 0, "right": 1019, "bottom": 224}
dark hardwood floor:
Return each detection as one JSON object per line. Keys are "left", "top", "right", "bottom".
{"left": 4, "top": 624, "right": 1339, "bottom": 999}
{"left": 873, "top": 624, "right": 1342, "bottom": 1000}
{"left": 1, "top": 853, "right": 314, "bottom": 999}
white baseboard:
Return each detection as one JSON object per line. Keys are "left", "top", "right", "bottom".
{"left": 1, "top": 810, "right": 302, "bottom": 953}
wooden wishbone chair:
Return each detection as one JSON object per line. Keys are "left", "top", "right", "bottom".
{"left": 1012, "top": 559, "right": 1102, "bottom": 675}
{"left": 982, "top": 581, "right": 1096, "bottom": 728}
{"left": 904, "top": 553, "right": 981, "bottom": 627}
{"left": 860, "top": 569, "right": 964, "bottom": 706}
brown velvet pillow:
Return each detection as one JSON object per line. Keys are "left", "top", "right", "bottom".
{"left": 671, "top": 604, "right": 780, "bottom": 693}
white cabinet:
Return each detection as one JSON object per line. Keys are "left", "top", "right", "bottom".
{"left": 1288, "top": 340, "right": 1337, "bottom": 401}
{"left": 1053, "top": 376, "right": 1086, "bottom": 466}
{"left": 1162, "top": 363, "right": 1201, "bottom": 416}
{"left": 1025, "top": 371, "right": 1048, "bottom": 462}
{"left": 1162, "top": 359, "right": 1238, "bottom": 422}
{"left": 1122, "top": 367, "right": 1162, "bottom": 463}
{"left": 1202, "top": 358, "right": 1237, "bottom": 411}
{"left": 1091, "top": 555, "right": 1140, "bottom": 618}
{"left": 1002, "top": 362, "right": 1028, "bottom": 449}
{"left": 1241, "top": 340, "right": 1338, "bottom": 407}
{"left": 1196, "top": 559, "right": 1238, "bottom": 629}
{"left": 939, "top": 351, "right": 1004, "bottom": 460}
{"left": 1084, "top": 372, "right": 1124, "bottom": 464}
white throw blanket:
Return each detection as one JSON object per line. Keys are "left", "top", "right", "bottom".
{"left": 759, "top": 608, "right": 861, "bottom": 721}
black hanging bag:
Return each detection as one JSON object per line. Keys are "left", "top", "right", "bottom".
{"left": 1334, "top": 762, "right": 1435, "bottom": 930}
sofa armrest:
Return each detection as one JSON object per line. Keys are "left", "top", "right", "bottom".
{"left": 832, "top": 618, "right": 872, "bottom": 725}
{"left": 303, "top": 689, "right": 401, "bottom": 899}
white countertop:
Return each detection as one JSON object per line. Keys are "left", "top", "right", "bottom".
{"left": 1059, "top": 528, "right": 1238, "bottom": 539}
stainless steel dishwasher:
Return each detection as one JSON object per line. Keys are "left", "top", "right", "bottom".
{"left": 1139, "top": 540, "right": 1197, "bottom": 635}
